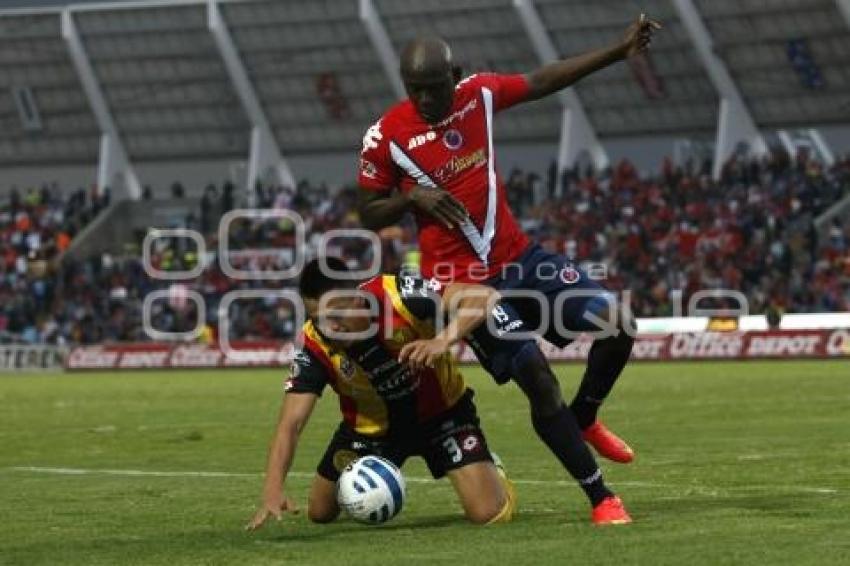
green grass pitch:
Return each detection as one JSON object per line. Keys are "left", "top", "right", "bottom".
{"left": 1, "top": 360, "right": 848, "bottom": 565}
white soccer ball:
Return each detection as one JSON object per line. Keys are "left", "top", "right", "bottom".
{"left": 337, "top": 455, "right": 406, "bottom": 524}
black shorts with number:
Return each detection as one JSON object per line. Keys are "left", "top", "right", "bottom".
{"left": 317, "top": 389, "right": 492, "bottom": 481}
{"left": 465, "top": 301, "right": 538, "bottom": 385}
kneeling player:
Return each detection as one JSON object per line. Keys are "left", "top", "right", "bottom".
{"left": 247, "top": 258, "right": 516, "bottom": 530}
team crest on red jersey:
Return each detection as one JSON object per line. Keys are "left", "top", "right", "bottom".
{"left": 443, "top": 129, "right": 463, "bottom": 150}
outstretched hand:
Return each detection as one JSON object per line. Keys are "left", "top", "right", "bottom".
{"left": 621, "top": 14, "right": 663, "bottom": 58}
{"left": 399, "top": 337, "right": 451, "bottom": 370}
{"left": 246, "top": 492, "right": 299, "bottom": 531}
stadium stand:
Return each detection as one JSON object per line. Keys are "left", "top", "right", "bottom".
{"left": 0, "top": 184, "right": 110, "bottom": 343}
{"left": 0, "top": 0, "right": 848, "bottom": 346}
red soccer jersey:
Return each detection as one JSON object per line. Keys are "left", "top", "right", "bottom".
{"left": 358, "top": 73, "right": 531, "bottom": 283}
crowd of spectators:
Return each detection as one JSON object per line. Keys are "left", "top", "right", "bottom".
{"left": 2, "top": 149, "right": 848, "bottom": 346}
{"left": 0, "top": 184, "right": 110, "bottom": 343}
{"left": 525, "top": 151, "right": 850, "bottom": 317}
{"left": 0, "top": 177, "right": 417, "bottom": 345}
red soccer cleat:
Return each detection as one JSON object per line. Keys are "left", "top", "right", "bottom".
{"left": 591, "top": 496, "right": 632, "bottom": 525}
{"left": 582, "top": 421, "right": 635, "bottom": 463}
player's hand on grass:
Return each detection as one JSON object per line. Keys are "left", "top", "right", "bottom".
{"left": 408, "top": 185, "right": 469, "bottom": 229}
{"left": 246, "top": 492, "right": 299, "bottom": 531}
{"left": 620, "top": 13, "right": 662, "bottom": 58}
{"left": 399, "top": 337, "right": 451, "bottom": 370}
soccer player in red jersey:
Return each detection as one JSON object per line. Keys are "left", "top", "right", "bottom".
{"left": 357, "top": 15, "right": 661, "bottom": 524}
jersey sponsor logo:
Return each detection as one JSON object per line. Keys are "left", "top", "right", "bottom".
{"left": 360, "top": 158, "right": 378, "bottom": 179}
{"left": 373, "top": 359, "right": 398, "bottom": 374}
{"left": 462, "top": 434, "right": 480, "bottom": 452}
{"left": 399, "top": 276, "right": 418, "bottom": 297}
{"left": 559, "top": 266, "right": 581, "bottom": 285}
{"left": 407, "top": 130, "right": 437, "bottom": 150}
{"left": 289, "top": 361, "right": 301, "bottom": 378}
{"left": 333, "top": 449, "right": 359, "bottom": 472}
{"left": 374, "top": 369, "right": 421, "bottom": 400}
{"left": 391, "top": 328, "right": 415, "bottom": 345}
{"left": 455, "top": 73, "right": 480, "bottom": 89}
{"left": 399, "top": 276, "right": 441, "bottom": 298}
{"left": 290, "top": 349, "right": 311, "bottom": 377}
{"left": 442, "top": 129, "right": 463, "bottom": 150}
{"left": 435, "top": 97, "right": 477, "bottom": 127}
{"left": 340, "top": 356, "right": 356, "bottom": 380}
{"left": 433, "top": 148, "right": 486, "bottom": 184}
{"left": 286, "top": 349, "right": 312, "bottom": 389}
{"left": 294, "top": 349, "right": 311, "bottom": 365}
{"left": 361, "top": 120, "right": 383, "bottom": 153}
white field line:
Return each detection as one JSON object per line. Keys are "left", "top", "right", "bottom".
{"left": 2, "top": 466, "right": 838, "bottom": 494}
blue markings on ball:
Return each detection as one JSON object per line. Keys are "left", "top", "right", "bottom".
{"left": 362, "top": 457, "right": 404, "bottom": 516}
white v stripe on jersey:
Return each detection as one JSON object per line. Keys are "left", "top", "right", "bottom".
{"left": 388, "top": 141, "right": 437, "bottom": 189}
{"left": 389, "top": 141, "right": 491, "bottom": 262}
{"left": 388, "top": 86, "right": 499, "bottom": 265}
{"left": 480, "top": 86, "right": 498, "bottom": 261}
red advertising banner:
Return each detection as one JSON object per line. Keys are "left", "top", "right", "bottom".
{"left": 66, "top": 341, "right": 296, "bottom": 370}
{"left": 65, "top": 329, "right": 850, "bottom": 370}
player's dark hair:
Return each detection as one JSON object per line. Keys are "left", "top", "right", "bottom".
{"left": 298, "top": 257, "right": 356, "bottom": 300}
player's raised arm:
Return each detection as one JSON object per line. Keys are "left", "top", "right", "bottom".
{"left": 524, "top": 14, "right": 662, "bottom": 101}
{"left": 246, "top": 391, "right": 317, "bottom": 531}
{"left": 399, "top": 282, "right": 500, "bottom": 370}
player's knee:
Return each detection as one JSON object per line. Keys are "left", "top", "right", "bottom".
{"left": 587, "top": 296, "right": 637, "bottom": 349}
{"left": 618, "top": 324, "right": 635, "bottom": 351}
{"left": 528, "top": 377, "right": 563, "bottom": 418}
{"left": 307, "top": 497, "right": 339, "bottom": 524}
{"left": 307, "top": 507, "right": 338, "bottom": 524}
{"left": 595, "top": 319, "right": 635, "bottom": 355}
{"left": 584, "top": 293, "right": 634, "bottom": 335}
{"left": 511, "top": 345, "right": 563, "bottom": 417}
{"left": 617, "top": 309, "right": 637, "bottom": 344}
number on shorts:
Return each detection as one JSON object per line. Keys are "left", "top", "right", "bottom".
{"left": 442, "top": 437, "right": 463, "bottom": 463}
{"left": 492, "top": 305, "right": 510, "bottom": 324}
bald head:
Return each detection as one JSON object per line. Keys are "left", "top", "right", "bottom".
{"left": 399, "top": 37, "right": 457, "bottom": 124}
{"left": 400, "top": 37, "right": 452, "bottom": 79}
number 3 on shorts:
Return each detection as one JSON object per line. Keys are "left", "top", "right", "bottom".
{"left": 442, "top": 437, "right": 463, "bottom": 463}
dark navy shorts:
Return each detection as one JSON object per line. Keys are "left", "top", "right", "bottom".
{"left": 489, "top": 244, "right": 614, "bottom": 344}
{"left": 467, "top": 245, "right": 615, "bottom": 383}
